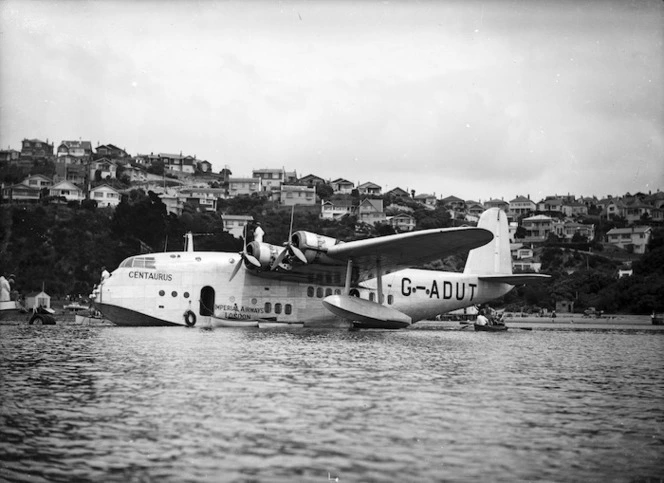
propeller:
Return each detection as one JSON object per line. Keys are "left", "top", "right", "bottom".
{"left": 271, "top": 207, "right": 307, "bottom": 270}
{"left": 229, "top": 225, "right": 261, "bottom": 281}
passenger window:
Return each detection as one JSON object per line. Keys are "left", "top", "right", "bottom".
{"left": 275, "top": 303, "right": 282, "bottom": 314}
{"left": 334, "top": 289, "right": 341, "bottom": 295}
{"left": 307, "top": 286, "right": 314, "bottom": 297}
{"left": 316, "top": 287, "right": 324, "bottom": 298}
{"left": 325, "top": 288, "right": 332, "bottom": 297}
{"left": 265, "top": 302, "right": 272, "bottom": 313}
{"left": 285, "top": 304, "right": 292, "bottom": 315}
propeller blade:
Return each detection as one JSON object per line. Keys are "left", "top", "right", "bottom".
{"left": 229, "top": 258, "right": 243, "bottom": 281}
{"left": 289, "top": 245, "right": 307, "bottom": 264}
{"left": 245, "top": 254, "right": 261, "bottom": 268}
{"left": 271, "top": 249, "right": 288, "bottom": 270}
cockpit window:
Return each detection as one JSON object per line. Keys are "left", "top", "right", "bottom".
{"left": 119, "top": 257, "right": 156, "bottom": 269}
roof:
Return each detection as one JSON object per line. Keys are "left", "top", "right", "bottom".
{"left": 23, "top": 138, "right": 51, "bottom": 145}
{"left": 441, "top": 195, "right": 464, "bottom": 203}
{"left": 606, "top": 226, "right": 652, "bottom": 235}
{"left": 523, "top": 214, "right": 553, "bottom": 221}
{"left": 358, "top": 181, "right": 381, "bottom": 189}
{"left": 59, "top": 140, "right": 93, "bottom": 150}
{"left": 90, "top": 184, "right": 120, "bottom": 193}
{"left": 331, "top": 178, "right": 354, "bottom": 185}
{"left": 51, "top": 181, "right": 82, "bottom": 190}
{"left": 229, "top": 177, "right": 260, "bottom": 183}
{"left": 510, "top": 196, "right": 533, "bottom": 203}
{"left": 386, "top": 187, "right": 409, "bottom": 195}
{"left": 415, "top": 193, "right": 436, "bottom": 200}
{"left": 253, "top": 168, "right": 283, "bottom": 174}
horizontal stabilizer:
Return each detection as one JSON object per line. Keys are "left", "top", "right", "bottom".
{"left": 323, "top": 294, "right": 412, "bottom": 328}
{"left": 478, "top": 274, "right": 551, "bottom": 285}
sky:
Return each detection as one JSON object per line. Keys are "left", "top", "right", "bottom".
{"left": 1, "top": 0, "right": 662, "bottom": 202}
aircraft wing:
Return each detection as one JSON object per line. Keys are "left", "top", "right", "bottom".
{"left": 326, "top": 226, "right": 493, "bottom": 279}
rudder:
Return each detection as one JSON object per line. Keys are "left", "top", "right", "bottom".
{"left": 463, "top": 208, "right": 512, "bottom": 275}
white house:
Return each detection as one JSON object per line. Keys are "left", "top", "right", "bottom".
{"left": 50, "top": 181, "right": 84, "bottom": 202}
{"left": 606, "top": 226, "right": 652, "bottom": 254}
{"left": 90, "top": 184, "right": 121, "bottom": 208}
{"left": 228, "top": 177, "right": 262, "bottom": 197}
{"left": 253, "top": 168, "right": 285, "bottom": 192}
{"left": 278, "top": 185, "right": 316, "bottom": 206}
{"left": 321, "top": 199, "right": 354, "bottom": 219}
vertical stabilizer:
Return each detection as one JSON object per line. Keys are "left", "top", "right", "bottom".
{"left": 463, "top": 208, "right": 512, "bottom": 275}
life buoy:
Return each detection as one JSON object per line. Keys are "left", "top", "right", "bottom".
{"left": 184, "top": 310, "right": 197, "bottom": 327}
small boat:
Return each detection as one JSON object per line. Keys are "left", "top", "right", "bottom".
{"left": 75, "top": 313, "right": 108, "bottom": 325}
{"left": 652, "top": 313, "right": 664, "bottom": 326}
{"left": 474, "top": 323, "right": 508, "bottom": 332}
{"left": 64, "top": 302, "right": 89, "bottom": 312}
{"left": 0, "top": 300, "right": 28, "bottom": 323}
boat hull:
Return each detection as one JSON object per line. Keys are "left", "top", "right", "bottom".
{"left": 474, "top": 323, "right": 508, "bottom": 332}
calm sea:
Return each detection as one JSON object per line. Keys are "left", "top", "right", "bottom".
{"left": 1, "top": 324, "right": 663, "bottom": 482}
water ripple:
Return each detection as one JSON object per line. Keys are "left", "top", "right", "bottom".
{"left": 1, "top": 325, "right": 663, "bottom": 482}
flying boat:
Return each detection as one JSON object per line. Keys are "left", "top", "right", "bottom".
{"left": 94, "top": 208, "right": 549, "bottom": 329}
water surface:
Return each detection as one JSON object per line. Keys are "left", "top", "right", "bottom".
{"left": 1, "top": 325, "right": 663, "bottom": 482}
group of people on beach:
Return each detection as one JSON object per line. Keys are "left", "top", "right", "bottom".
{"left": 475, "top": 306, "right": 505, "bottom": 326}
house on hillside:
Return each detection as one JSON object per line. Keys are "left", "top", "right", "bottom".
{"left": 277, "top": 185, "right": 316, "bottom": 206}
{"left": 321, "top": 199, "right": 355, "bottom": 219}
{"left": 90, "top": 158, "right": 117, "bottom": 180}
{"left": 180, "top": 187, "right": 226, "bottom": 211}
{"left": 21, "top": 138, "right": 54, "bottom": 158}
{"left": 50, "top": 181, "right": 85, "bottom": 202}
{"left": 160, "top": 153, "right": 195, "bottom": 174}
{"left": 388, "top": 213, "right": 416, "bottom": 232}
{"left": 522, "top": 214, "right": 556, "bottom": 243}
{"left": 0, "top": 149, "right": 20, "bottom": 164}
{"left": 331, "top": 178, "right": 354, "bottom": 194}
{"left": 90, "top": 185, "right": 121, "bottom": 208}
{"left": 385, "top": 187, "right": 410, "bottom": 199}
{"left": 57, "top": 140, "right": 93, "bottom": 158}
{"left": 606, "top": 226, "right": 652, "bottom": 254}
{"left": 253, "top": 168, "right": 285, "bottom": 192}
{"left": 198, "top": 160, "right": 212, "bottom": 173}
{"left": 358, "top": 198, "right": 386, "bottom": 225}
{"left": 357, "top": 181, "right": 382, "bottom": 196}
{"left": 228, "top": 177, "right": 261, "bottom": 197}
{"left": 440, "top": 195, "right": 464, "bottom": 211}
{"left": 298, "top": 174, "right": 326, "bottom": 187}
{"left": 414, "top": 193, "right": 437, "bottom": 210}
{"left": 221, "top": 214, "right": 254, "bottom": 238}
{"left": 1, "top": 183, "right": 41, "bottom": 203}
{"left": 96, "top": 144, "right": 128, "bottom": 159}
{"left": 22, "top": 174, "right": 54, "bottom": 190}
{"left": 509, "top": 196, "right": 536, "bottom": 217}
{"left": 484, "top": 198, "right": 509, "bottom": 212}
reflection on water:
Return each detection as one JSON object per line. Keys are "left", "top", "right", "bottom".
{"left": 1, "top": 325, "right": 663, "bottom": 482}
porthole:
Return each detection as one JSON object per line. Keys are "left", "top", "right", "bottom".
{"left": 184, "top": 292, "right": 190, "bottom": 299}
{"left": 265, "top": 302, "right": 272, "bottom": 313}
{"left": 159, "top": 290, "right": 165, "bottom": 296}
{"left": 307, "top": 286, "right": 314, "bottom": 297}
{"left": 171, "top": 291, "right": 178, "bottom": 297}
{"left": 325, "top": 288, "right": 332, "bottom": 297}
{"left": 275, "top": 303, "right": 282, "bottom": 314}
{"left": 316, "top": 287, "right": 324, "bottom": 298}
{"left": 285, "top": 304, "right": 292, "bottom": 315}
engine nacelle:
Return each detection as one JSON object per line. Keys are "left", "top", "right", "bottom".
{"left": 246, "top": 241, "right": 282, "bottom": 270}
{"left": 291, "top": 231, "right": 345, "bottom": 265}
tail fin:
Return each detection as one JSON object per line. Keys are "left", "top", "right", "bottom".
{"left": 464, "top": 208, "right": 512, "bottom": 276}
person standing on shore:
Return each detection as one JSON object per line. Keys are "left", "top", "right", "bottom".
{"left": 253, "top": 222, "right": 264, "bottom": 243}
